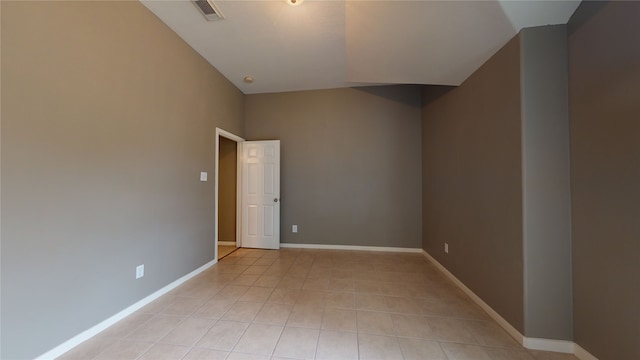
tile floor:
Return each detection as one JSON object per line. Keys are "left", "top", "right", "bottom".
{"left": 218, "top": 246, "right": 238, "bottom": 260}
{"left": 59, "top": 248, "right": 579, "bottom": 360}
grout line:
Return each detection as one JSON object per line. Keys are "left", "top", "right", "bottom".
{"left": 78, "top": 248, "right": 583, "bottom": 360}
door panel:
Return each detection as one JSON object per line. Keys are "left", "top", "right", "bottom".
{"left": 241, "top": 140, "right": 280, "bottom": 249}
{"left": 248, "top": 206, "right": 258, "bottom": 236}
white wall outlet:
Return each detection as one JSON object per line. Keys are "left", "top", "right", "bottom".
{"left": 200, "top": 171, "right": 208, "bottom": 182}
{"left": 444, "top": 243, "right": 449, "bottom": 254}
{"left": 136, "top": 264, "right": 144, "bottom": 279}
{"left": 292, "top": 225, "right": 298, "bottom": 233}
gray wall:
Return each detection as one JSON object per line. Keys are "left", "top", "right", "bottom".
{"left": 0, "top": 1, "right": 244, "bottom": 359}
{"left": 245, "top": 86, "right": 422, "bottom": 248}
{"left": 218, "top": 137, "right": 238, "bottom": 243}
{"left": 423, "top": 8, "right": 640, "bottom": 349}
{"left": 421, "top": 36, "right": 525, "bottom": 332}
{"left": 568, "top": 2, "right": 640, "bottom": 359}
{"left": 520, "top": 25, "right": 573, "bottom": 340}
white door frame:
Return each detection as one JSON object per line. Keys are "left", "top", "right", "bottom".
{"left": 240, "top": 140, "right": 281, "bottom": 250}
{"left": 214, "top": 128, "right": 244, "bottom": 262}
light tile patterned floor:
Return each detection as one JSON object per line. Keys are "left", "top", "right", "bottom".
{"left": 59, "top": 248, "right": 579, "bottom": 360}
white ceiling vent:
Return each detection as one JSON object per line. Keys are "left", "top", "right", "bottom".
{"left": 192, "top": 0, "right": 224, "bottom": 21}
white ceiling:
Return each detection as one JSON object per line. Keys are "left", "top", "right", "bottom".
{"left": 140, "top": 0, "right": 581, "bottom": 94}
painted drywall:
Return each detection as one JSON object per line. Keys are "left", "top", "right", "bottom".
{"left": 568, "top": 2, "right": 640, "bottom": 359}
{"left": 0, "top": 1, "right": 244, "bottom": 358}
{"left": 421, "top": 36, "right": 524, "bottom": 331}
{"left": 245, "top": 86, "right": 422, "bottom": 248}
{"left": 520, "top": 25, "right": 573, "bottom": 340}
{"left": 218, "top": 137, "right": 237, "bottom": 243}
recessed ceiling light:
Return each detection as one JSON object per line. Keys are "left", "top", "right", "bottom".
{"left": 243, "top": 76, "right": 254, "bottom": 83}
{"left": 286, "top": 0, "right": 304, "bottom": 6}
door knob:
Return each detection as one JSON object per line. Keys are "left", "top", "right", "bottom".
{"left": 274, "top": 198, "right": 279, "bottom": 203}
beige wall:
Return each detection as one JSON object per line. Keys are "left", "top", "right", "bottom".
{"left": 421, "top": 36, "right": 524, "bottom": 331}
{"left": 245, "top": 86, "right": 422, "bottom": 248}
{"left": 568, "top": 2, "right": 640, "bottom": 359}
{"left": 218, "top": 137, "right": 237, "bottom": 243}
{"left": 0, "top": 1, "right": 244, "bottom": 358}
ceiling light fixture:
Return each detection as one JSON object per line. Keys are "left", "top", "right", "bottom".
{"left": 243, "top": 76, "right": 254, "bottom": 84}
{"left": 286, "top": 0, "right": 304, "bottom": 6}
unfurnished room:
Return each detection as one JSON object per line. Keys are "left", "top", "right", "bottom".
{"left": 1, "top": 1, "right": 638, "bottom": 359}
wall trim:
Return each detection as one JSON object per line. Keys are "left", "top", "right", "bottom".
{"left": 35, "top": 259, "right": 217, "bottom": 360}
{"left": 281, "top": 243, "right": 424, "bottom": 253}
{"left": 524, "top": 337, "right": 574, "bottom": 354}
{"left": 421, "top": 250, "right": 600, "bottom": 360}
{"left": 574, "top": 344, "right": 600, "bottom": 360}
{"left": 218, "top": 241, "right": 237, "bottom": 246}
{"left": 214, "top": 127, "right": 245, "bottom": 262}
{"left": 421, "top": 250, "right": 525, "bottom": 345}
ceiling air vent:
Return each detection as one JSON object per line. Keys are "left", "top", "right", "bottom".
{"left": 192, "top": 0, "right": 224, "bottom": 21}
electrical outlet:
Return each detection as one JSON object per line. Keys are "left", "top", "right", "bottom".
{"left": 292, "top": 225, "right": 298, "bottom": 233}
{"left": 444, "top": 243, "right": 449, "bottom": 254}
{"left": 136, "top": 264, "right": 144, "bottom": 279}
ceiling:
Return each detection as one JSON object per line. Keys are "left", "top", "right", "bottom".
{"left": 140, "top": 0, "right": 581, "bottom": 95}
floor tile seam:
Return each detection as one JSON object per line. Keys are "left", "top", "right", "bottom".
{"left": 408, "top": 316, "right": 482, "bottom": 346}
{"left": 437, "top": 339, "right": 529, "bottom": 359}
{"left": 206, "top": 320, "right": 251, "bottom": 354}
{"left": 254, "top": 301, "right": 295, "bottom": 326}
{"left": 352, "top": 307, "right": 437, "bottom": 317}
{"left": 397, "top": 336, "right": 452, "bottom": 360}
{"left": 230, "top": 324, "right": 285, "bottom": 359}
{"left": 101, "top": 311, "right": 157, "bottom": 342}
{"left": 356, "top": 320, "right": 360, "bottom": 359}
{"left": 319, "top": 325, "right": 357, "bottom": 333}
{"left": 197, "top": 319, "right": 254, "bottom": 351}
{"left": 221, "top": 299, "right": 267, "bottom": 323}
{"left": 158, "top": 316, "right": 219, "bottom": 350}
{"left": 118, "top": 313, "right": 186, "bottom": 344}
{"left": 97, "top": 339, "right": 155, "bottom": 360}
{"left": 354, "top": 312, "right": 361, "bottom": 360}
{"left": 281, "top": 322, "right": 322, "bottom": 331}
{"left": 420, "top": 335, "right": 484, "bottom": 347}
{"left": 80, "top": 336, "right": 139, "bottom": 360}
{"left": 159, "top": 305, "right": 206, "bottom": 318}
{"left": 355, "top": 309, "right": 399, "bottom": 339}
{"left": 390, "top": 332, "right": 486, "bottom": 349}
{"left": 308, "top": 326, "right": 321, "bottom": 360}
{"left": 153, "top": 342, "right": 195, "bottom": 360}
{"left": 206, "top": 297, "right": 242, "bottom": 322}
{"left": 357, "top": 332, "right": 402, "bottom": 360}
{"left": 126, "top": 318, "right": 185, "bottom": 344}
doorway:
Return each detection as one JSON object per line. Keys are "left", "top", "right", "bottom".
{"left": 215, "top": 128, "right": 244, "bottom": 260}
{"left": 215, "top": 128, "right": 281, "bottom": 260}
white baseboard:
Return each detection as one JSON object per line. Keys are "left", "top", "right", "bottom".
{"left": 218, "top": 241, "right": 237, "bottom": 246}
{"left": 574, "top": 343, "right": 600, "bottom": 360}
{"left": 524, "top": 337, "right": 574, "bottom": 353}
{"left": 281, "top": 243, "right": 424, "bottom": 253}
{"left": 421, "top": 250, "right": 524, "bottom": 345}
{"left": 35, "top": 259, "right": 217, "bottom": 360}
{"left": 421, "top": 250, "right": 600, "bottom": 359}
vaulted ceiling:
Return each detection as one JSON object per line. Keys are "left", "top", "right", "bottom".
{"left": 141, "top": 0, "right": 581, "bottom": 94}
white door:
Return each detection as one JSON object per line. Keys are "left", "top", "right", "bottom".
{"left": 241, "top": 140, "right": 280, "bottom": 249}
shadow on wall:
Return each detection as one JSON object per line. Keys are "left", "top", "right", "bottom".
{"left": 355, "top": 84, "right": 428, "bottom": 108}
{"left": 422, "top": 85, "right": 456, "bottom": 105}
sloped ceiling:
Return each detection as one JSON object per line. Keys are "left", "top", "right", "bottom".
{"left": 141, "top": 0, "right": 581, "bottom": 94}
